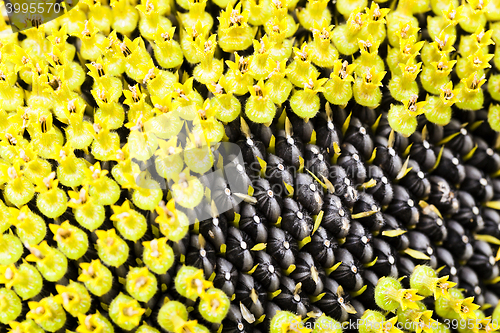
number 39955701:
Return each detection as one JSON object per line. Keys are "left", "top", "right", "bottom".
{"left": 4, "top": 2, "right": 61, "bottom": 14}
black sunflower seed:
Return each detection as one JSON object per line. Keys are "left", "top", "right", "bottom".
{"left": 428, "top": 176, "right": 460, "bottom": 215}
{"left": 252, "top": 252, "right": 281, "bottom": 292}
{"left": 435, "top": 247, "right": 459, "bottom": 283}
{"left": 267, "top": 227, "right": 298, "bottom": 270}
{"left": 200, "top": 214, "right": 228, "bottom": 252}
{"left": 235, "top": 273, "right": 267, "bottom": 319}
{"left": 239, "top": 203, "right": 268, "bottom": 243}
{"left": 221, "top": 304, "right": 253, "bottom": 333}
{"left": 265, "top": 154, "right": 294, "bottom": 197}
{"left": 458, "top": 266, "right": 485, "bottom": 306}
{"left": 290, "top": 252, "right": 325, "bottom": 296}
{"left": 294, "top": 173, "right": 324, "bottom": 215}
{"left": 397, "top": 256, "right": 415, "bottom": 288}
{"left": 211, "top": 175, "right": 242, "bottom": 221}
{"left": 289, "top": 112, "right": 316, "bottom": 144}
{"left": 315, "top": 116, "right": 342, "bottom": 157}
{"left": 399, "top": 159, "right": 431, "bottom": 200}
{"left": 431, "top": 147, "right": 466, "bottom": 185}
{"left": 417, "top": 204, "right": 448, "bottom": 243}
{"left": 352, "top": 192, "right": 385, "bottom": 231}
{"left": 273, "top": 276, "right": 310, "bottom": 318}
{"left": 409, "top": 138, "right": 437, "bottom": 172}
{"left": 372, "top": 144, "right": 403, "bottom": 180}
{"left": 328, "top": 165, "right": 359, "bottom": 207}
{"left": 357, "top": 270, "right": 381, "bottom": 310}
{"left": 407, "top": 231, "right": 437, "bottom": 268}
{"left": 253, "top": 178, "right": 283, "bottom": 224}
{"left": 226, "top": 227, "right": 255, "bottom": 272}
{"left": 330, "top": 248, "right": 364, "bottom": 291}
{"left": 281, "top": 198, "right": 314, "bottom": 241}
{"left": 316, "top": 278, "right": 355, "bottom": 322}
{"left": 237, "top": 136, "right": 267, "bottom": 175}
{"left": 376, "top": 116, "right": 409, "bottom": 153}
{"left": 337, "top": 143, "right": 367, "bottom": 185}
{"left": 322, "top": 192, "right": 351, "bottom": 238}
{"left": 443, "top": 120, "right": 475, "bottom": 156}
{"left": 304, "top": 144, "right": 330, "bottom": 180}
{"left": 364, "top": 165, "right": 394, "bottom": 206}
{"left": 467, "top": 137, "right": 500, "bottom": 174}
{"left": 452, "top": 191, "right": 484, "bottom": 232}
{"left": 380, "top": 213, "right": 410, "bottom": 251}
{"left": 276, "top": 132, "right": 304, "bottom": 171}
{"left": 302, "top": 226, "right": 338, "bottom": 268}
{"left": 185, "top": 234, "right": 217, "bottom": 279}
{"left": 460, "top": 165, "right": 494, "bottom": 203}
{"left": 343, "top": 221, "right": 374, "bottom": 264}
{"left": 385, "top": 185, "right": 420, "bottom": 228}
{"left": 343, "top": 117, "right": 374, "bottom": 160}
{"left": 214, "top": 257, "right": 239, "bottom": 296}
{"left": 444, "top": 220, "right": 474, "bottom": 262}
{"left": 371, "top": 238, "right": 398, "bottom": 278}
{"left": 468, "top": 240, "right": 499, "bottom": 280}
{"left": 479, "top": 208, "right": 500, "bottom": 239}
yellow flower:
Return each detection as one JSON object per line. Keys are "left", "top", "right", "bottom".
{"left": 67, "top": 186, "right": 91, "bottom": 209}
{"left": 454, "top": 297, "right": 480, "bottom": 320}
{"left": 126, "top": 267, "right": 155, "bottom": 293}
{"left": 84, "top": 162, "right": 109, "bottom": 184}
{"left": 439, "top": 81, "right": 459, "bottom": 106}
{"left": 396, "top": 289, "right": 425, "bottom": 311}
{"left": 471, "top": 27, "right": 495, "bottom": 48}
{"left": 76, "top": 18, "right": 100, "bottom": 40}
{"left": 45, "top": 47, "right": 67, "bottom": 68}
{"left": 25, "top": 241, "right": 53, "bottom": 263}
{"left": 330, "top": 59, "right": 356, "bottom": 82}
{"left": 365, "top": 2, "right": 390, "bottom": 24}
{"left": 361, "top": 66, "right": 386, "bottom": 87}
{"left": 115, "top": 297, "right": 145, "bottom": 327}
{"left": 151, "top": 93, "right": 174, "bottom": 114}
{"left": 27, "top": 299, "right": 54, "bottom": 324}
{"left": 155, "top": 26, "right": 177, "bottom": 44}
{"left": 8, "top": 205, "right": 32, "bottom": 228}
{"left": 414, "top": 310, "right": 436, "bottom": 333}
{"left": 463, "top": 71, "right": 487, "bottom": 90}
{"left": 110, "top": 200, "right": 133, "bottom": 221}
{"left": 185, "top": 269, "right": 213, "bottom": 298}
{"left": 466, "top": 0, "right": 488, "bottom": 13}
{"left": 431, "top": 276, "right": 457, "bottom": 299}
{"left": 403, "top": 94, "right": 427, "bottom": 117}
{"left": 78, "top": 260, "right": 105, "bottom": 284}
{"left": 217, "top": 2, "right": 255, "bottom": 52}
{"left": 395, "top": 20, "right": 420, "bottom": 42}
{"left": 95, "top": 229, "right": 122, "bottom": 253}
{"left": 54, "top": 284, "right": 82, "bottom": 309}
{"left": 382, "top": 316, "right": 404, "bottom": 333}
{"left": 441, "top": 3, "right": 464, "bottom": 25}
{"left": 358, "top": 34, "right": 380, "bottom": 55}
{"left": 156, "top": 198, "right": 179, "bottom": 224}
{"left": 33, "top": 172, "right": 58, "bottom": 193}
{"left": 156, "top": 137, "right": 183, "bottom": 159}
{"left": 226, "top": 53, "right": 254, "bottom": 78}
{"left": 265, "top": 58, "right": 290, "bottom": 79}
{"left": 49, "top": 221, "right": 80, "bottom": 245}
{"left": 302, "top": 71, "right": 328, "bottom": 92}
{"left": 172, "top": 319, "right": 199, "bottom": 333}
{"left": 0, "top": 264, "right": 19, "bottom": 289}
{"left": 76, "top": 312, "right": 106, "bottom": 333}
